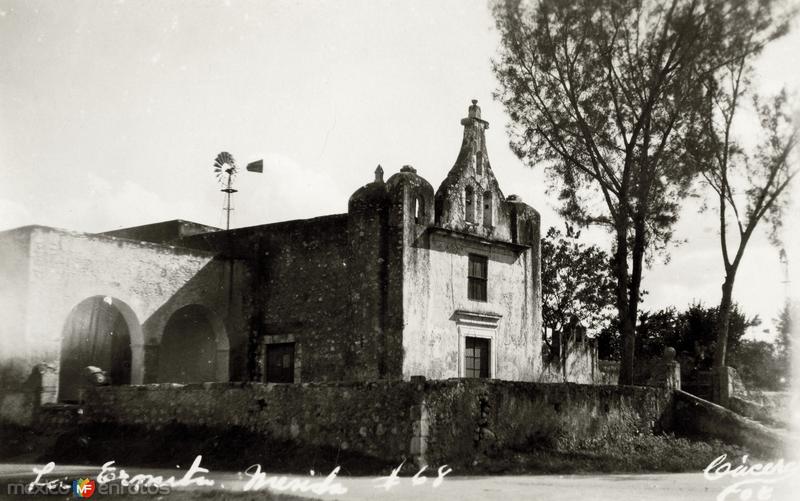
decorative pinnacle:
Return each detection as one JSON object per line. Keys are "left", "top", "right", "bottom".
{"left": 374, "top": 165, "right": 384, "bottom": 183}
{"left": 462, "top": 98, "right": 488, "bottom": 128}
{"left": 468, "top": 99, "right": 481, "bottom": 119}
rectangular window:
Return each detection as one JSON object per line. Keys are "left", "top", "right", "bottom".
{"left": 265, "top": 343, "right": 295, "bottom": 383}
{"left": 468, "top": 253, "right": 488, "bottom": 301}
{"left": 465, "top": 337, "right": 490, "bottom": 378}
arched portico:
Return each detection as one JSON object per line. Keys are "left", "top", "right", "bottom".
{"left": 58, "top": 295, "right": 143, "bottom": 402}
{"left": 158, "top": 304, "right": 229, "bottom": 383}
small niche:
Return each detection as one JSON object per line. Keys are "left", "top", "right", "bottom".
{"left": 465, "top": 186, "right": 475, "bottom": 223}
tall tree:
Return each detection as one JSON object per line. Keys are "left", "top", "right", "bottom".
{"left": 493, "top": 0, "right": 716, "bottom": 383}
{"left": 685, "top": 0, "right": 795, "bottom": 379}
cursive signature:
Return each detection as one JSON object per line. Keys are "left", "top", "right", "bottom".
{"left": 28, "top": 456, "right": 451, "bottom": 495}
{"left": 704, "top": 454, "right": 798, "bottom": 501}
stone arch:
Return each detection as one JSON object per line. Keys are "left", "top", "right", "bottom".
{"left": 58, "top": 295, "right": 143, "bottom": 402}
{"left": 158, "top": 304, "right": 229, "bottom": 383}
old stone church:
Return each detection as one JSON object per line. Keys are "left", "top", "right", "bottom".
{"left": 0, "top": 101, "right": 542, "bottom": 417}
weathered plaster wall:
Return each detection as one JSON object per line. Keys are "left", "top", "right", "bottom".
{"left": 405, "top": 100, "right": 542, "bottom": 382}
{"left": 0, "top": 226, "right": 244, "bottom": 403}
{"left": 539, "top": 339, "right": 599, "bottom": 384}
{"left": 0, "top": 228, "right": 32, "bottom": 389}
{"left": 401, "top": 232, "right": 540, "bottom": 381}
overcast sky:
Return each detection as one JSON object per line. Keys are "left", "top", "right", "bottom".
{"left": 1, "top": 0, "right": 798, "bottom": 339}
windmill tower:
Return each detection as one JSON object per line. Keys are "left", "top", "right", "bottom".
{"left": 213, "top": 152, "right": 238, "bottom": 231}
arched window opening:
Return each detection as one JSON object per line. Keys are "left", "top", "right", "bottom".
{"left": 476, "top": 154, "right": 483, "bottom": 175}
{"left": 465, "top": 186, "right": 475, "bottom": 223}
{"left": 483, "top": 191, "right": 493, "bottom": 227}
{"left": 414, "top": 195, "right": 425, "bottom": 224}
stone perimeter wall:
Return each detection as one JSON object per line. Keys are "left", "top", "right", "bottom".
{"left": 76, "top": 380, "right": 674, "bottom": 466}
{"left": 83, "top": 381, "right": 420, "bottom": 461}
{"left": 421, "top": 380, "right": 673, "bottom": 465}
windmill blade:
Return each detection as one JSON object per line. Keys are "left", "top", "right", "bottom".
{"left": 213, "top": 151, "right": 236, "bottom": 171}
{"left": 213, "top": 151, "right": 238, "bottom": 187}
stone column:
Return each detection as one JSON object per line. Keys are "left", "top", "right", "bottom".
{"left": 28, "top": 363, "right": 58, "bottom": 425}
{"left": 663, "top": 361, "right": 681, "bottom": 390}
{"left": 648, "top": 347, "right": 681, "bottom": 390}
{"left": 662, "top": 347, "right": 681, "bottom": 390}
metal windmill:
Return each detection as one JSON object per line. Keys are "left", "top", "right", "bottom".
{"left": 213, "top": 152, "right": 263, "bottom": 230}
{"left": 213, "top": 152, "right": 239, "bottom": 230}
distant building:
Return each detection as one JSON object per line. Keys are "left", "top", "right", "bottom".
{"left": 0, "top": 101, "right": 542, "bottom": 418}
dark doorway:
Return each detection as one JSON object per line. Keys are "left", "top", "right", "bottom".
{"left": 465, "top": 337, "right": 490, "bottom": 378}
{"left": 59, "top": 297, "right": 133, "bottom": 402}
{"left": 265, "top": 343, "right": 295, "bottom": 383}
{"left": 159, "top": 305, "right": 217, "bottom": 383}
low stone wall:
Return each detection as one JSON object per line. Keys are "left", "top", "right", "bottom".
{"left": 672, "top": 390, "right": 787, "bottom": 457}
{"left": 421, "top": 380, "right": 673, "bottom": 466}
{"left": 75, "top": 379, "right": 674, "bottom": 467}
{"left": 682, "top": 370, "right": 713, "bottom": 401}
{"left": 727, "top": 390, "right": 792, "bottom": 429}
{"left": 539, "top": 336, "right": 599, "bottom": 384}
{"left": 83, "top": 381, "right": 421, "bottom": 463}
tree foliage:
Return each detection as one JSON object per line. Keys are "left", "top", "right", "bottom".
{"left": 541, "top": 225, "right": 616, "bottom": 354}
{"left": 729, "top": 340, "right": 785, "bottom": 391}
{"left": 493, "top": 0, "right": 725, "bottom": 384}
{"left": 598, "top": 302, "right": 758, "bottom": 368}
{"left": 725, "top": 302, "right": 796, "bottom": 391}
{"left": 682, "top": 0, "right": 796, "bottom": 372}
{"left": 618, "top": 303, "right": 789, "bottom": 390}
